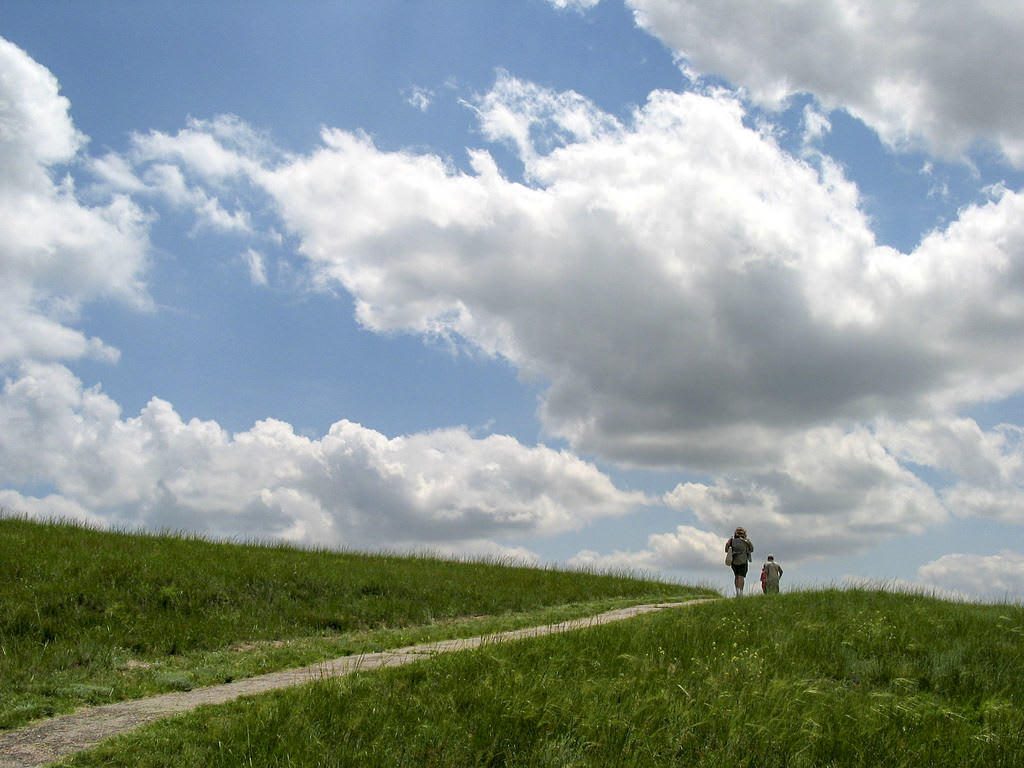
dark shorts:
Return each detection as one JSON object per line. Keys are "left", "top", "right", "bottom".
{"left": 731, "top": 562, "right": 748, "bottom": 577}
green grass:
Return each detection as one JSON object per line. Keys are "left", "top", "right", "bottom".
{"left": 59, "top": 589, "right": 1024, "bottom": 768}
{"left": 0, "top": 515, "right": 709, "bottom": 731}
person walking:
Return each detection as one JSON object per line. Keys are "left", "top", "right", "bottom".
{"left": 725, "top": 527, "right": 753, "bottom": 597}
{"left": 761, "top": 554, "right": 783, "bottom": 594}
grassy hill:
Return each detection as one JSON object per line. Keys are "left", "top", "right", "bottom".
{"left": 0, "top": 515, "right": 707, "bottom": 731}
{"left": 64, "top": 589, "right": 1024, "bottom": 768}
{"left": 4, "top": 517, "right": 1022, "bottom": 766}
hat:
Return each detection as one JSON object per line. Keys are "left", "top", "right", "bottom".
{"left": 767, "top": 554, "right": 774, "bottom": 560}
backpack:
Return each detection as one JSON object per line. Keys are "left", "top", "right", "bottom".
{"left": 729, "top": 537, "right": 749, "bottom": 565}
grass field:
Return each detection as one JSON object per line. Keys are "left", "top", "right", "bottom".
{"left": 59, "top": 589, "right": 1024, "bottom": 768}
{"left": 5, "top": 516, "right": 1022, "bottom": 767}
{"left": 0, "top": 515, "right": 709, "bottom": 731}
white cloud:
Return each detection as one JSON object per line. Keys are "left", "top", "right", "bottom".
{"left": 4, "top": 23, "right": 1022, "bottom": 591}
{"left": 664, "top": 425, "right": 948, "bottom": 558}
{"left": 626, "top": 0, "right": 1024, "bottom": 164}
{"left": 877, "top": 417, "right": 1019, "bottom": 486}
{"left": 0, "top": 489, "right": 105, "bottom": 528}
{"left": 471, "top": 70, "right": 620, "bottom": 167}
{"left": 877, "top": 417, "right": 1024, "bottom": 523}
{"left": 942, "top": 487, "right": 1024, "bottom": 524}
{"left": 73, "top": 68, "right": 1024, "bottom": 566}
{"left": 545, "top": 0, "right": 601, "bottom": 11}
{"left": 116, "top": 73, "right": 1024, "bottom": 492}
{"left": 130, "top": 115, "right": 271, "bottom": 181}
{"left": 91, "top": 151, "right": 146, "bottom": 194}
{"left": 801, "top": 103, "right": 831, "bottom": 146}
{"left": 0, "top": 37, "right": 151, "bottom": 365}
{"left": 570, "top": 524, "right": 724, "bottom": 573}
{"left": 251, "top": 79, "right": 890, "bottom": 470}
{"left": 405, "top": 86, "right": 434, "bottom": 113}
{"left": 0, "top": 363, "right": 646, "bottom": 550}
{"left": 838, "top": 574, "right": 979, "bottom": 603}
{"left": 141, "top": 163, "right": 252, "bottom": 234}
{"left": 243, "top": 248, "right": 269, "bottom": 286}
{"left": 918, "top": 552, "right": 1024, "bottom": 602}
{"left": 0, "top": 38, "right": 83, "bottom": 171}
{"left": 85, "top": 115, "right": 277, "bottom": 238}
{"left": 405, "top": 539, "right": 541, "bottom": 565}
{"left": 243, "top": 76, "right": 1024, "bottom": 475}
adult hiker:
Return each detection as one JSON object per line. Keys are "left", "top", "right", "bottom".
{"left": 761, "top": 554, "right": 783, "bottom": 594}
{"left": 725, "top": 527, "right": 753, "bottom": 597}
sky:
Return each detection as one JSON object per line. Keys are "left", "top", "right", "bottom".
{"left": 2, "top": 0, "right": 1024, "bottom": 601}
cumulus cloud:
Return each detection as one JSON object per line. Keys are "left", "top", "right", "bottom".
{"left": 0, "top": 37, "right": 152, "bottom": 365}
{"left": 246, "top": 76, "right": 1024, "bottom": 477}
{"left": 110, "top": 72, "right": 1024, "bottom": 536}
{"left": 0, "top": 489, "right": 104, "bottom": 528}
{"left": 412, "top": 539, "right": 541, "bottom": 566}
{"left": 665, "top": 426, "right": 948, "bottom": 558}
{"left": 252, "top": 80, "right": 877, "bottom": 468}
{"left": 626, "top": 0, "right": 1024, "bottom": 164}
{"left": 0, "top": 363, "right": 646, "bottom": 551}
{"left": 918, "top": 552, "right": 1024, "bottom": 602}
{"left": 570, "top": 524, "right": 724, "bottom": 574}
{"left": 9, "top": 29, "right": 1024, "bottom": 572}
{"left": 575, "top": 424, "right": 971, "bottom": 575}
{"left": 877, "top": 417, "right": 1024, "bottom": 523}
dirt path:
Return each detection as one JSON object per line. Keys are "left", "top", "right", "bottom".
{"left": 0, "top": 599, "right": 714, "bottom": 768}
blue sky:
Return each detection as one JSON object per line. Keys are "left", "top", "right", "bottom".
{"left": 2, "top": 1, "right": 1024, "bottom": 600}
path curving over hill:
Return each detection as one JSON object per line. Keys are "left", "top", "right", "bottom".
{"left": 0, "top": 599, "right": 715, "bottom": 768}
